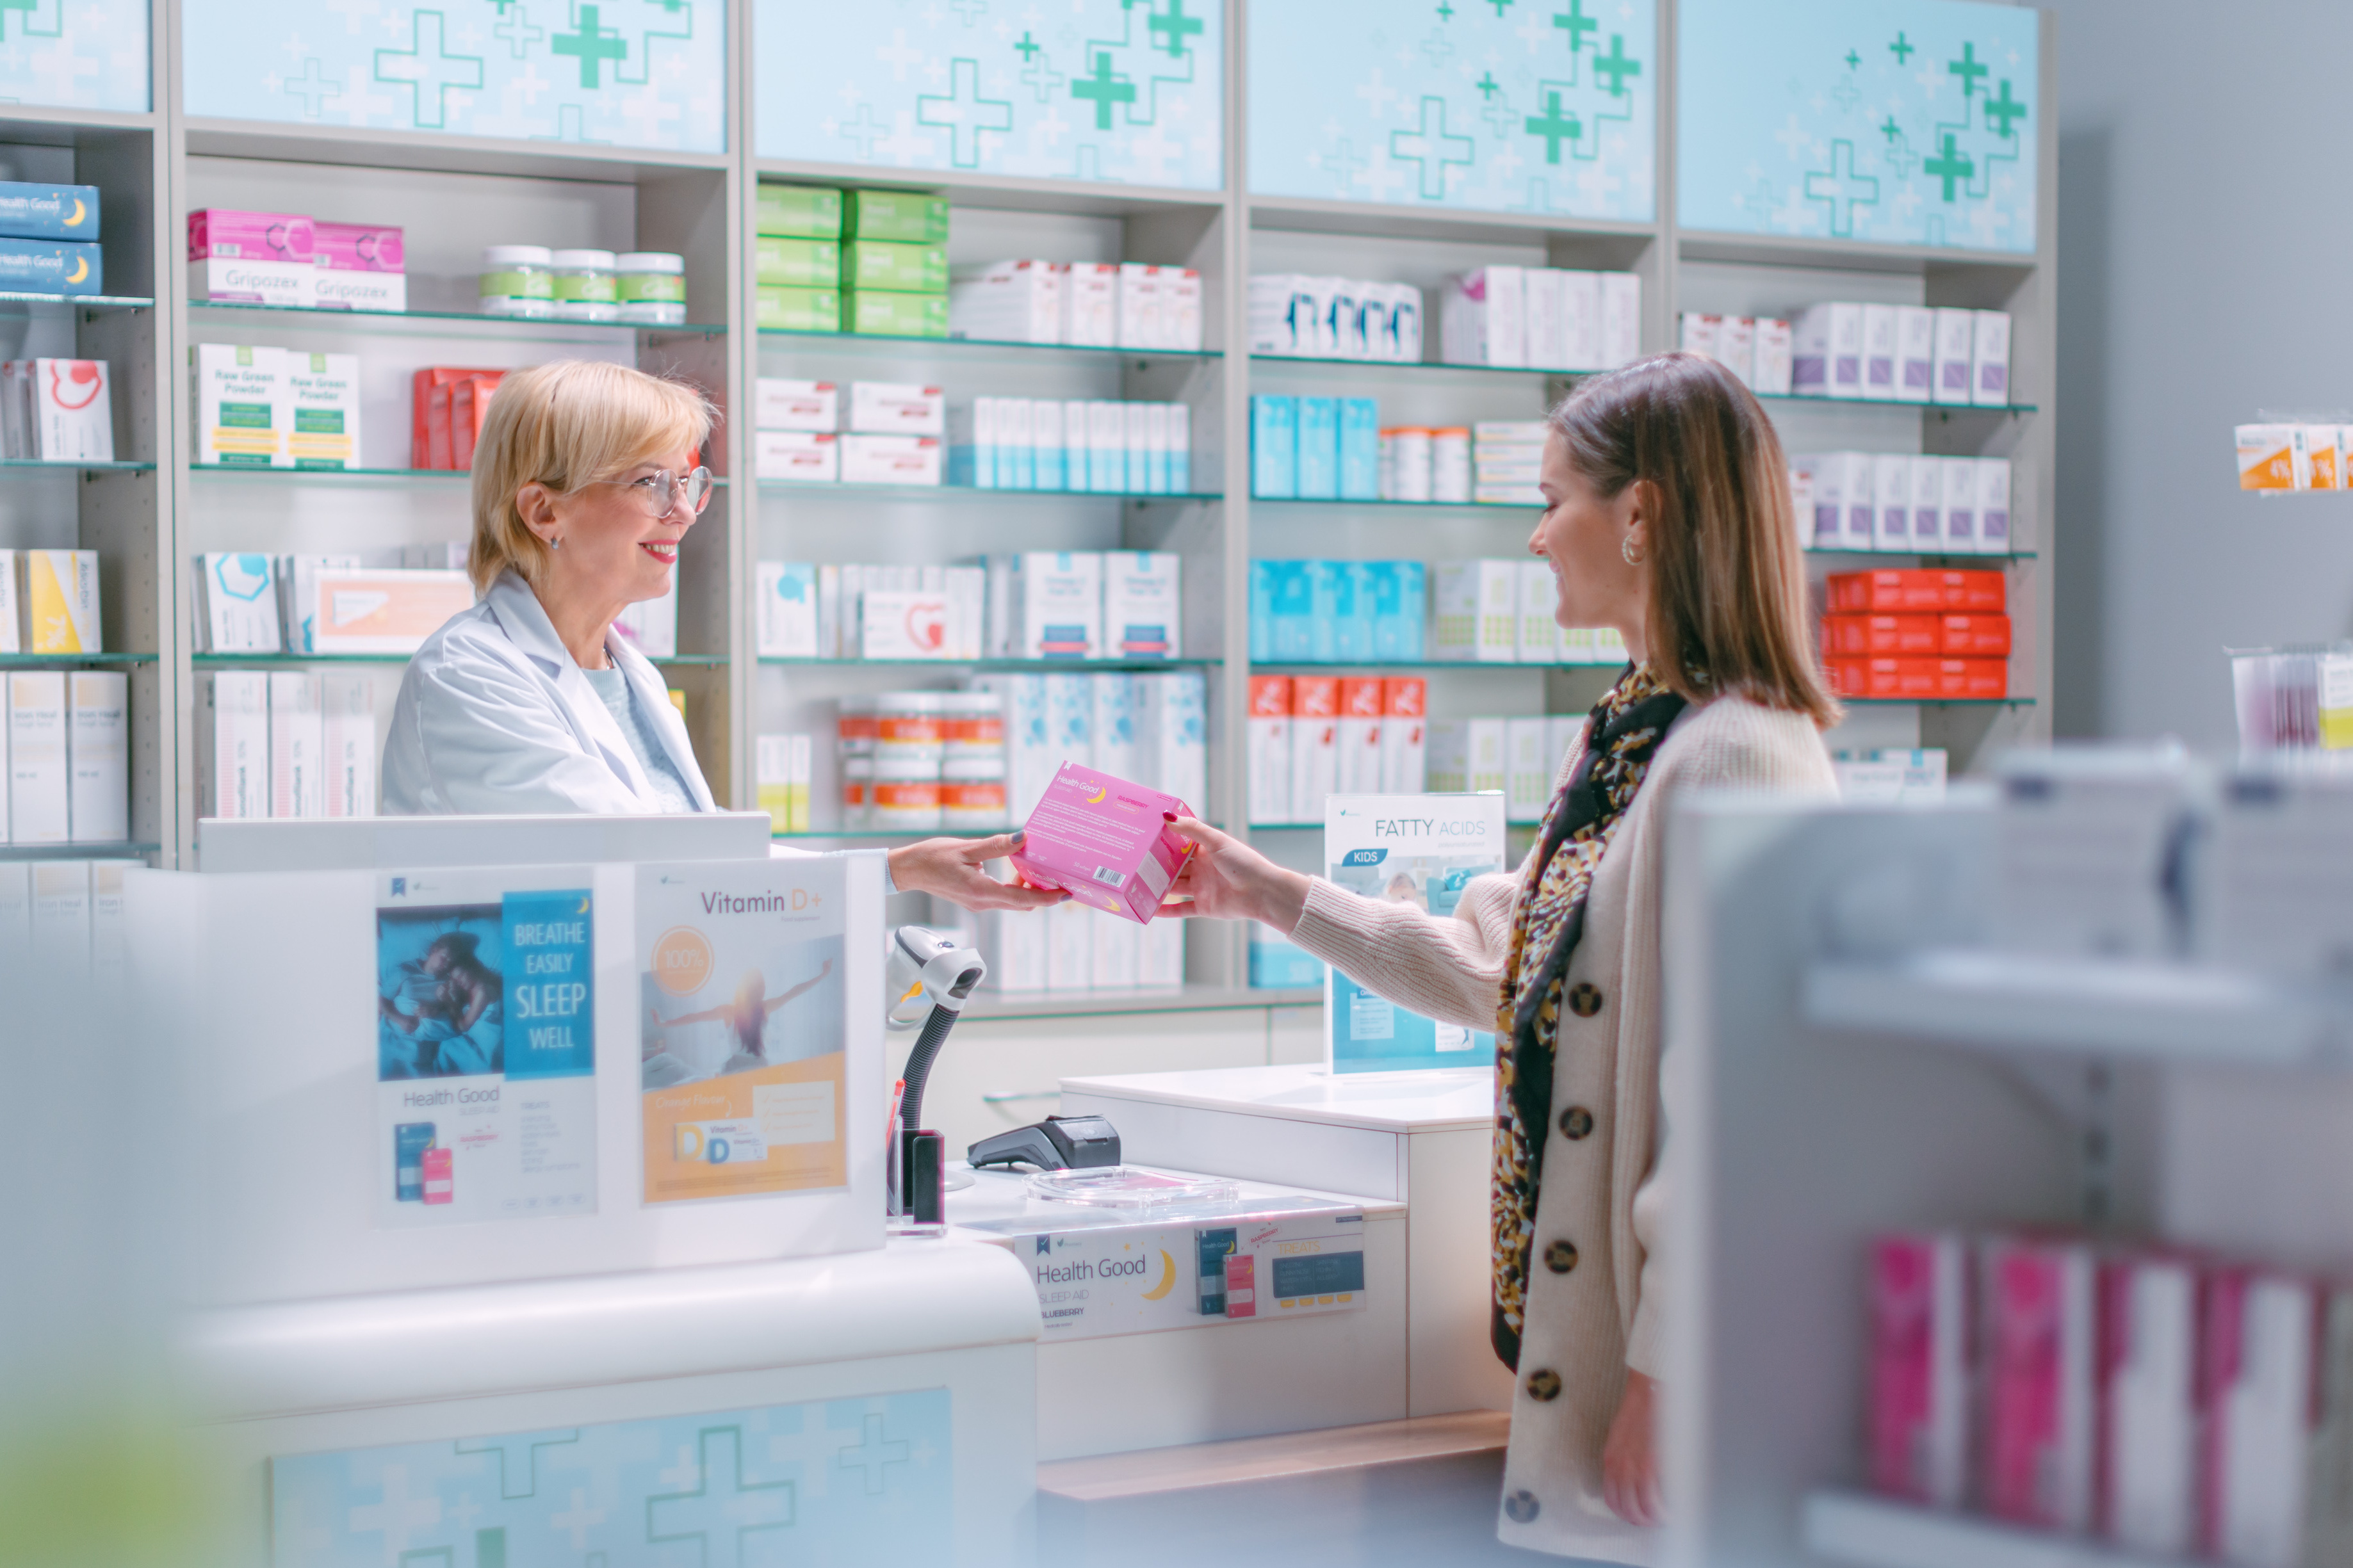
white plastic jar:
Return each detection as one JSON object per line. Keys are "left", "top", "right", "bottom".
{"left": 480, "top": 245, "right": 555, "bottom": 318}
{"left": 1385, "top": 426, "right": 1433, "bottom": 503}
{"left": 839, "top": 755, "right": 874, "bottom": 832}
{"left": 836, "top": 697, "right": 877, "bottom": 759}
{"left": 940, "top": 690, "right": 1004, "bottom": 762}
{"left": 1430, "top": 426, "right": 1472, "bottom": 504}
{"left": 874, "top": 692, "right": 946, "bottom": 762}
{"left": 871, "top": 755, "right": 943, "bottom": 832}
{"left": 616, "top": 252, "right": 687, "bottom": 325}
{"left": 940, "top": 757, "right": 1009, "bottom": 829}
{"left": 550, "top": 248, "right": 619, "bottom": 323}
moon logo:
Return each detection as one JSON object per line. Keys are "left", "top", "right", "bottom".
{"left": 63, "top": 254, "right": 86, "bottom": 284}
{"left": 1139, "top": 1249, "right": 1177, "bottom": 1301}
{"left": 65, "top": 198, "right": 85, "bottom": 227}
{"left": 1085, "top": 786, "right": 1108, "bottom": 804}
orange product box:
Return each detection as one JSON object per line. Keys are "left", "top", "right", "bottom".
{"left": 1827, "top": 569, "right": 2007, "bottom": 615}
{"left": 1936, "top": 658, "right": 2007, "bottom": 699}
{"left": 450, "top": 373, "right": 504, "bottom": 469}
{"left": 412, "top": 366, "right": 500, "bottom": 468}
{"left": 1939, "top": 613, "right": 2012, "bottom": 657}
{"left": 1248, "top": 674, "right": 1292, "bottom": 718}
{"left": 1822, "top": 613, "right": 1940, "bottom": 657}
{"left": 1828, "top": 657, "right": 1942, "bottom": 700}
{"left": 1292, "top": 675, "right": 1340, "bottom": 719}
{"left": 1340, "top": 675, "right": 1384, "bottom": 718}
{"left": 1383, "top": 676, "right": 1426, "bottom": 717}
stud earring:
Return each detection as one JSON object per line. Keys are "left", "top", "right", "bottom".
{"left": 1620, "top": 535, "right": 1645, "bottom": 566}
{"left": 550, "top": 537, "right": 563, "bottom": 551}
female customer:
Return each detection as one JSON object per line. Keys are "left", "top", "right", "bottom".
{"left": 1164, "top": 352, "right": 1838, "bottom": 1562}
{"left": 382, "top": 360, "right": 1056, "bottom": 914}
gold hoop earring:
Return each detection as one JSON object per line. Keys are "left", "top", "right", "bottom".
{"left": 1621, "top": 535, "right": 1645, "bottom": 567}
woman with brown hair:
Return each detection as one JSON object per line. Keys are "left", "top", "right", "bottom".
{"left": 1165, "top": 352, "right": 1839, "bottom": 1562}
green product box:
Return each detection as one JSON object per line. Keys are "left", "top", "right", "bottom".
{"left": 843, "top": 189, "right": 950, "bottom": 244}
{"left": 841, "top": 239, "right": 949, "bottom": 294}
{"left": 845, "top": 289, "right": 949, "bottom": 338}
{"left": 755, "top": 184, "right": 843, "bottom": 239}
{"left": 756, "top": 285, "right": 842, "bottom": 332}
{"left": 756, "top": 236, "right": 840, "bottom": 287}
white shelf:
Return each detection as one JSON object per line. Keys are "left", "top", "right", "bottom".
{"left": 1803, "top": 950, "right": 2345, "bottom": 1066}
{"left": 1805, "top": 1491, "right": 2173, "bottom": 1568}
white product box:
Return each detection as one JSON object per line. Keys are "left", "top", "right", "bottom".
{"left": 1103, "top": 551, "right": 1182, "bottom": 659}
{"left": 1795, "top": 452, "right": 1853, "bottom": 551}
{"left": 193, "top": 343, "right": 288, "bottom": 467}
{"left": 1045, "top": 899, "right": 1093, "bottom": 992}
{"left": 197, "top": 670, "right": 268, "bottom": 820}
{"left": 1599, "top": 271, "right": 1641, "bottom": 368}
{"left": 1034, "top": 399, "right": 1066, "bottom": 490}
{"left": 1942, "top": 457, "right": 1981, "bottom": 550}
{"left": 1991, "top": 750, "right": 2197, "bottom": 959}
{"left": 840, "top": 433, "right": 941, "bottom": 487}
{"left": 1335, "top": 702, "right": 1382, "bottom": 798}
{"left": 1427, "top": 717, "right": 1507, "bottom": 795}
{"left": 1011, "top": 551, "right": 1103, "bottom": 660}
{"left": 972, "top": 674, "right": 1055, "bottom": 823}
{"left": 17, "top": 548, "right": 99, "bottom": 652}
{"left": 1143, "top": 402, "right": 1171, "bottom": 494}
{"left": 1297, "top": 276, "right": 1340, "bottom": 357}
{"left": 2100, "top": 1255, "right": 2198, "bottom": 1557}
{"left": 1522, "top": 269, "right": 1567, "bottom": 370}
{"left": 280, "top": 352, "right": 356, "bottom": 469}
{"left": 612, "top": 571, "right": 677, "bottom": 659}
{"left": 1161, "top": 268, "right": 1203, "bottom": 352}
{"left": 29, "top": 858, "right": 87, "bottom": 971}
{"left": 1136, "top": 670, "right": 1207, "bottom": 806}
{"left": 1973, "top": 311, "right": 2013, "bottom": 407}
{"left": 1860, "top": 303, "right": 1898, "bottom": 400}
{"left": 1752, "top": 317, "right": 1794, "bottom": 394}
{"left": 1441, "top": 266, "right": 1525, "bottom": 368}
{"left": 1788, "top": 463, "right": 1816, "bottom": 547}
{"left": 1381, "top": 693, "right": 1426, "bottom": 796}
{"left": 1555, "top": 271, "right": 1600, "bottom": 370}
{"left": 1043, "top": 670, "right": 1094, "bottom": 778}
{"left": 755, "top": 378, "right": 839, "bottom": 432}
{"left": 860, "top": 588, "right": 950, "bottom": 660}
{"left": 1717, "top": 316, "right": 1757, "bottom": 386}
{"left": 1140, "top": 916, "right": 1184, "bottom": 987}
{"left": 1116, "top": 263, "right": 1165, "bottom": 351}
{"left": 319, "top": 674, "right": 375, "bottom": 818}
{"left": 7, "top": 670, "right": 67, "bottom": 843}
{"left": 1433, "top": 559, "right": 1520, "bottom": 663}
{"left": 975, "top": 901, "right": 1052, "bottom": 992}
{"left": 849, "top": 381, "right": 945, "bottom": 435}
{"left": 1248, "top": 272, "right": 1310, "bottom": 355}
{"left": 196, "top": 552, "right": 281, "bottom": 654}
{"left": 1930, "top": 307, "right": 1976, "bottom": 405}
{"left": 189, "top": 255, "right": 311, "bottom": 308}
{"left": 1090, "top": 916, "right": 1141, "bottom": 989}
{"left": 278, "top": 553, "right": 362, "bottom": 654}
{"left": 267, "top": 669, "right": 323, "bottom": 819}
{"left": 1837, "top": 452, "right": 1878, "bottom": 551}
{"left": 0, "top": 548, "right": 15, "bottom": 653}
{"left": 1089, "top": 672, "right": 1139, "bottom": 784}
{"left": 944, "top": 564, "right": 986, "bottom": 660}
{"left": 1123, "top": 401, "right": 1152, "bottom": 495}
{"left": 1873, "top": 453, "right": 1914, "bottom": 550}
{"left": 29, "top": 359, "right": 112, "bottom": 460}
{"left": 1288, "top": 698, "right": 1337, "bottom": 826}
{"left": 1003, "top": 397, "right": 1036, "bottom": 489}
{"left": 2202, "top": 1272, "right": 2316, "bottom": 1568}
{"left": 1089, "top": 401, "right": 1127, "bottom": 492}
{"left": 1063, "top": 262, "right": 1119, "bottom": 348}
{"left": 65, "top": 670, "right": 126, "bottom": 843}
{"left": 1504, "top": 716, "right": 1552, "bottom": 823}
{"left": 1679, "top": 311, "right": 1722, "bottom": 360}
{"left": 755, "top": 561, "right": 818, "bottom": 657}
{"left": 1547, "top": 715, "right": 1582, "bottom": 775}
{"left": 304, "top": 568, "right": 474, "bottom": 655}
{"left": 1896, "top": 306, "right": 1935, "bottom": 403}
{"left": 1909, "top": 456, "right": 1946, "bottom": 551}
{"left": 949, "top": 261, "right": 1064, "bottom": 345}
{"left": 1517, "top": 560, "right": 1562, "bottom": 663}
{"left": 1977, "top": 457, "right": 2014, "bottom": 554}
{"left": 1793, "top": 302, "right": 1864, "bottom": 398}
{"left": 1247, "top": 690, "right": 1290, "bottom": 826}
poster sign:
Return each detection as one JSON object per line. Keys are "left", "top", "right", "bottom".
{"left": 1323, "top": 793, "right": 1506, "bottom": 1075}
{"left": 636, "top": 859, "right": 850, "bottom": 1206}
{"left": 373, "top": 869, "right": 598, "bottom": 1228}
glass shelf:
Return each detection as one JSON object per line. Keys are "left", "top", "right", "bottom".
{"left": 0, "top": 292, "right": 153, "bottom": 313}
{"left": 772, "top": 828, "right": 1009, "bottom": 842}
{"left": 760, "top": 328, "right": 1218, "bottom": 364}
{"left": 1249, "top": 353, "right": 1556, "bottom": 378}
{"left": 1757, "top": 392, "right": 2039, "bottom": 415}
{"left": 757, "top": 480, "right": 1223, "bottom": 503}
{"left": 1250, "top": 661, "right": 1612, "bottom": 673}
{"left": 0, "top": 651, "right": 157, "bottom": 666}
{"left": 1252, "top": 496, "right": 1535, "bottom": 511}
{"left": 188, "top": 300, "right": 726, "bottom": 338}
{"left": 0, "top": 458, "right": 154, "bottom": 473}
{"left": 1807, "top": 547, "right": 2039, "bottom": 561}
{"left": 0, "top": 841, "right": 159, "bottom": 861}
{"left": 1845, "top": 696, "right": 2037, "bottom": 707}
{"left": 193, "top": 651, "right": 729, "bottom": 667}
{"left": 188, "top": 465, "right": 730, "bottom": 486}
{"left": 763, "top": 656, "right": 1219, "bottom": 671}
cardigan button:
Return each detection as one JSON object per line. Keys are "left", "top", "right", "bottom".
{"left": 1567, "top": 982, "right": 1604, "bottom": 1017}
{"left": 1526, "top": 1368, "right": 1563, "bottom": 1402}
{"left": 1544, "top": 1240, "right": 1579, "bottom": 1273}
{"left": 1559, "top": 1106, "right": 1594, "bottom": 1140}
{"left": 1504, "top": 1489, "right": 1541, "bottom": 1523}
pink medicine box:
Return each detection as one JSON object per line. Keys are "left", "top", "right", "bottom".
{"left": 1011, "top": 762, "right": 1195, "bottom": 925}
{"left": 313, "top": 222, "right": 404, "bottom": 273}
{"left": 187, "top": 208, "right": 313, "bottom": 263}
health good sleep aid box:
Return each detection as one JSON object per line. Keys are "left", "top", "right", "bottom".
{"left": 1010, "top": 762, "right": 1195, "bottom": 925}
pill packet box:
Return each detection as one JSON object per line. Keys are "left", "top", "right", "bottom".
{"left": 1009, "top": 762, "right": 1196, "bottom": 925}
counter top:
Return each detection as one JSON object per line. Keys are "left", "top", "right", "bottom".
{"left": 1059, "top": 1064, "right": 1496, "bottom": 1134}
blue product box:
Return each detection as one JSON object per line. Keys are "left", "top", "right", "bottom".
{"left": 1338, "top": 398, "right": 1380, "bottom": 499}
{"left": 1249, "top": 560, "right": 1276, "bottom": 662}
{"left": 1251, "top": 395, "right": 1297, "bottom": 498}
{"left": 1296, "top": 396, "right": 1339, "bottom": 500}
{"left": 1366, "top": 561, "right": 1404, "bottom": 660}
{"left": 1270, "top": 561, "right": 1315, "bottom": 661}
{"left": 1170, "top": 416, "right": 1189, "bottom": 494}
{"left": 1250, "top": 934, "right": 1326, "bottom": 988}
{"left": 1009, "top": 437, "right": 1035, "bottom": 490}
{"left": 949, "top": 444, "right": 982, "bottom": 486}
{"left": 1036, "top": 435, "right": 1065, "bottom": 492}
{"left": 0, "top": 238, "right": 101, "bottom": 295}
{"left": 0, "top": 184, "right": 97, "bottom": 243}
{"left": 1310, "top": 560, "right": 1347, "bottom": 663}
{"left": 1395, "top": 561, "right": 1428, "bottom": 661}
{"left": 1337, "top": 561, "right": 1378, "bottom": 663}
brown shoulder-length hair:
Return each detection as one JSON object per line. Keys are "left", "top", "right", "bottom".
{"left": 1549, "top": 352, "right": 1841, "bottom": 729}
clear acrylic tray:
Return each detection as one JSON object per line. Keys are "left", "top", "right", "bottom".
{"left": 1023, "top": 1167, "right": 1239, "bottom": 1209}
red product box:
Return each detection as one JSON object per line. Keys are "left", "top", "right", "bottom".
{"left": 1828, "top": 569, "right": 2008, "bottom": 615}
{"left": 1828, "top": 657, "right": 1942, "bottom": 699}
{"left": 1935, "top": 658, "right": 2008, "bottom": 699}
{"left": 1823, "top": 613, "right": 1941, "bottom": 657}
{"left": 450, "top": 374, "right": 504, "bottom": 469}
{"left": 1292, "top": 675, "right": 1340, "bottom": 720}
{"left": 1248, "top": 674, "right": 1291, "bottom": 718}
{"left": 412, "top": 366, "right": 501, "bottom": 468}
{"left": 1940, "top": 613, "right": 2012, "bottom": 657}
{"left": 1383, "top": 676, "right": 1426, "bottom": 717}
{"left": 1340, "top": 675, "right": 1383, "bottom": 718}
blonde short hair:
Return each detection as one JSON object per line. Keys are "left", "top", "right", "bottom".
{"left": 468, "top": 360, "right": 717, "bottom": 593}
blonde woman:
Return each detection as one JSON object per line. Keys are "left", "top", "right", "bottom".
{"left": 383, "top": 360, "right": 1057, "bottom": 912}
{"left": 1165, "top": 353, "right": 1839, "bottom": 1561}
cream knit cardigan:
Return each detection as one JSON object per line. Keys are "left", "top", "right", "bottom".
{"left": 1286, "top": 693, "right": 1837, "bottom": 1562}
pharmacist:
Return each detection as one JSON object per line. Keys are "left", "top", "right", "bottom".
{"left": 380, "top": 359, "right": 1059, "bottom": 914}
{"left": 1163, "top": 354, "right": 1838, "bottom": 1562}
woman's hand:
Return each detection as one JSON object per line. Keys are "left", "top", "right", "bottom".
{"left": 1161, "top": 818, "right": 1312, "bottom": 934}
{"left": 1602, "top": 1367, "right": 1665, "bottom": 1527}
{"left": 889, "top": 834, "right": 1067, "bottom": 912}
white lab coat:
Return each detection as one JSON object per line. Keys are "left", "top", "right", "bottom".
{"left": 382, "top": 569, "right": 719, "bottom": 816}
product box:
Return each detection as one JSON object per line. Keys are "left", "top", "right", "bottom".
{"left": 197, "top": 344, "right": 287, "bottom": 467}
{"left": 1062, "top": 262, "right": 1118, "bottom": 347}
{"left": 277, "top": 553, "right": 362, "bottom": 653}
{"left": 1381, "top": 677, "right": 1426, "bottom": 795}
{"left": 1909, "top": 455, "right": 1945, "bottom": 549}
{"left": 1679, "top": 310, "right": 1722, "bottom": 362}
{"left": 1872, "top": 453, "right": 1914, "bottom": 549}
{"left": 195, "top": 670, "right": 268, "bottom": 820}
{"left": 1973, "top": 310, "right": 2013, "bottom": 407}
{"left": 842, "top": 239, "right": 949, "bottom": 295}
{"left": 1333, "top": 677, "right": 1383, "bottom": 796}
{"left": 1941, "top": 457, "right": 1981, "bottom": 548}
{"left": 2236, "top": 424, "right": 2300, "bottom": 492}
{"left": 1518, "top": 559, "right": 1562, "bottom": 663}
{"left": 0, "top": 182, "right": 97, "bottom": 241}
{"left": 20, "top": 357, "right": 109, "bottom": 461}
{"left": 2199, "top": 1269, "right": 2318, "bottom": 1568}
{"left": 849, "top": 380, "right": 945, "bottom": 436}
{"left": 1296, "top": 396, "right": 1338, "bottom": 500}
{"left": 1823, "top": 614, "right": 1941, "bottom": 657}
{"left": 196, "top": 552, "right": 281, "bottom": 653}
{"left": 861, "top": 587, "right": 952, "bottom": 659}
{"left": 1599, "top": 271, "right": 1641, "bottom": 368}
{"left": 950, "top": 259, "right": 1066, "bottom": 346}
{"left": 1868, "top": 1233, "right": 1970, "bottom": 1509}
{"left": 754, "top": 734, "right": 812, "bottom": 834}
{"left": 756, "top": 184, "right": 844, "bottom": 239}
{"left": 1752, "top": 316, "right": 1795, "bottom": 395}
{"left": 6, "top": 670, "right": 67, "bottom": 842}
{"left": 755, "top": 377, "right": 838, "bottom": 432}
{"left": 320, "top": 673, "right": 375, "bottom": 818}
{"left": 1503, "top": 716, "right": 1552, "bottom": 823}
{"left": 0, "top": 547, "right": 15, "bottom": 654}
{"left": 1861, "top": 303, "right": 1898, "bottom": 400}
{"left": 1011, "top": 550, "right": 1103, "bottom": 660}
{"left": 311, "top": 222, "right": 406, "bottom": 311}
{"left": 2097, "top": 1253, "right": 2200, "bottom": 1556}
{"left": 840, "top": 432, "right": 941, "bottom": 486}
{"left": 1433, "top": 559, "right": 1519, "bottom": 663}
{"left": 1136, "top": 670, "right": 1208, "bottom": 809}
{"left": 1793, "top": 302, "right": 1864, "bottom": 398}
{"left": 1251, "top": 394, "right": 1297, "bottom": 499}
{"left": 18, "top": 549, "right": 98, "bottom": 652}
{"left": 282, "top": 351, "right": 358, "bottom": 469}
{"left": 407, "top": 366, "right": 495, "bottom": 468}
{"left": 1896, "top": 305, "right": 1935, "bottom": 403}
{"left": 843, "top": 289, "right": 948, "bottom": 337}
{"left": 1103, "top": 551, "right": 1181, "bottom": 659}
{"left": 1372, "top": 560, "right": 1426, "bottom": 662}
{"left": 301, "top": 567, "right": 473, "bottom": 654}
{"left": 266, "top": 669, "right": 322, "bottom": 819}
{"left": 1011, "top": 762, "right": 1195, "bottom": 925}
{"left": 188, "top": 207, "right": 310, "bottom": 305}
{"left": 1521, "top": 269, "right": 1567, "bottom": 370}
{"left": 1982, "top": 1236, "right": 2097, "bottom": 1532}
{"left": 0, "top": 237, "right": 99, "bottom": 297}
{"left": 843, "top": 189, "right": 949, "bottom": 245}
{"left": 755, "top": 561, "right": 818, "bottom": 657}
{"left": 1247, "top": 675, "right": 1291, "bottom": 825}
{"left": 1717, "top": 315, "right": 1757, "bottom": 385}
{"left": 1932, "top": 307, "right": 1977, "bottom": 405}
{"left": 755, "top": 235, "right": 839, "bottom": 288}
{"left": 1556, "top": 271, "right": 1600, "bottom": 369}
{"left": 1289, "top": 675, "right": 1339, "bottom": 825}
{"left": 2302, "top": 425, "right": 2344, "bottom": 492}
{"left": 1939, "top": 613, "right": 2012, "bottom": 657}
{"left": 756, "top": 430, "right": 839, "bottom": 483}
{"left": 1089, "top": 673, "right": 1139, "bottom": 784}
{"left": 1978, "top": 457, "right": 2014, "bottom": 553}
{"left": 1428, "top": 716, "right": 1507, "bottom": 795}
{"left": 1442, "top": 266, "right": 1526, "bottom": 368}
{"left": 1114, "top": 263, "right": 1163, "bottom": 350}
{"left": 755, "top": 285, "right": 842, "bottom": 332}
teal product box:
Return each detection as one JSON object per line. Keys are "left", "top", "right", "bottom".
{"left": 1337, "top": 562, "right": 1378, "bottom": 663}
{"left": 1251, "top": 395, "right": 1297, "bottom": 499}
{"left": 1296, "top": 396, "right": 1339, "bottom": 500}
{"left": 1269, "top": 560, "right": 1314, "bottom": 661}
{"left": 0, "top": 183, "right": 97, "bottom": 242}
{"left": 1374, "top": 560, "right": 1427, "bottom": 661}
{"left": 1249, "top": 560, "right": 1275, "bottom": 661}
{"left": 1339, "top": 398, "right": 1380, "bottom": 500}
{"left": 0, "top": 238, "right": 101, "bottom": 295}
{"left": 842, "top": 239, "right": 950, "bottom": 293}
{"left": 1251, "top": 934, "right": 1325, "bottom": 988}
{"left": 1310, "top": 560, "right": 1348, "bottom": 663}
{"left": 1036, "top": 437, "right": 1065, "bottom": 492}
{"left": 1009, "top": 433, "right": 1035, "bottom": 490}
{"left": 844, "top": 189, "right": 951, "bottom": 245}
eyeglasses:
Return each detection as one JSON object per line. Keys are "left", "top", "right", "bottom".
{"left": 596, "top": 466, "right": 715, "bottom": 519}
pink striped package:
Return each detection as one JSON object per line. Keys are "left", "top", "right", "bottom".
{"left": 1982, "top": 1234, "right": 2097, "bottom": 1531}
{"left": 1868, "top": 1232, "right": 1971, "bottom": 1508}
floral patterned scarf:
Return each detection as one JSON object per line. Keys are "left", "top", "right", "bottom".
{"left": 1490, "top": 663, "right": 1687, "bottom": 1370}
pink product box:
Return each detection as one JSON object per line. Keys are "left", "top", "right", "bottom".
{"left": 2199, "top": 1267, "right": 2320, "bottom": 1568}
{"left": 1982, "top": 1236, "right": 2097, "bottom": 1532}
{"left": 1869, "top": 1233, "right": 1970, "bottom": 1509}
{"left": 1009, "top": 762, "right": 1195, "bottom": 925}
{"left": 313, "top": 222, "right": 404, "bottom": 273}
{"left": 311, "top": 221, "right": 406, "bottom": 311}
{"left": 188, "top": 208, "right": 313, "bottom": 262}
{"left": 2097, "top": 1254, "right": 2200, "bottom": 1556}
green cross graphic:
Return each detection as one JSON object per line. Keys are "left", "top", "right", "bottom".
{"left": 1476, "top": 71, "right": 1499, "bottom": 97}
{"left": 1486, "top": 0, "right": 1513, "bottom": 13}
{"left": 1436, "top": 1, "right": 1453, "bottom": 20}
{"left": 1390, "top": 94, "right": 1474, "bottom": 198}
{"left": 1948, "top": 42, "right": 1987, "bottom": 97}
{"left": 1014, "top": 29, "right": 1039, "bottom": 60}
{"left": 1844, "top": 49, "right": 1859, "bottom": 69}
{"left": 1802, "top": 138, "right": 1879, "bottom": 238}
{"left": 1071, "top": 50, "right": 1135, "bottom": 129}
{"left": 918, "top": 57, "right": 1014, "bottom": 167}
{"left": 1880, "top": 114, "right": 1900, "bottom": 141}
{"left": 1889, "top": 31, "right": 1913, "bottom": 63}
{"left": 1553, "top": 0, "right": 1595, "bottom": 54}
{"left": 494, "top": 4, "right": 544, "bottom": 58}
{"left": 1984, "top": 79, "right": 2026, "bottom": 138}
{"left": 375, "top": 10, "right": 485, "bottom": 131}
{"left": 1593, "top": 33, "right": 1638, "bottom": 95}
{"left": 1524, "top": 89, "right": 1580, "bottom": 163}
{"left": 1923, "top": 133, "right": 1974, "bottom": 200}
{"left": 646, "top": 1428, "right": 794, "bottom": 1567}
{"left": 552, "top": 3, "right": 626, "bottom": 88}
{"left": 1148, "top": 0, "right": 1201, "bottom": 58}
{"left": 284, "top": 56, "right": 339, "bottom": 116}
